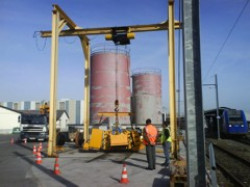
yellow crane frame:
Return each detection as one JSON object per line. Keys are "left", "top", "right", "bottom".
{"left": 40, "top": 2, "right": 181, "bottom": 158}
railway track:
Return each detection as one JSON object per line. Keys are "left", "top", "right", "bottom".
{"left": 234, "top": 137, "right": 250, "bottom": 146}
{"left": 206, "top": 139, "right": 250, "bottom": 187}
{"left": 213, "top": 143, "right": 250, "bottom": 167}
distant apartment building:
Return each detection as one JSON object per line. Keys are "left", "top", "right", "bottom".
{"left": 80, "top": 100, "right": 84, "bottom": 124}
{"left": 1, "top": 101, "right": 42, "bottom": 110}
{"left": 0, "top": 99, "right": 84, "bottom": 125}
{"left": 58, "top": 99, "right": 78, "bottom": 124}
{"left": 58, "top": 99, "right": 84, "bottom": 124}
{"left": 20, "top": 101, "right": 41, "bottom": 110}
{"left": 1, "top": 102, "right": 14, "bottom": 109}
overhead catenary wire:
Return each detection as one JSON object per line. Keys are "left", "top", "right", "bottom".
{"left": 203, "top": 0, "right": 250, "bottom": 81}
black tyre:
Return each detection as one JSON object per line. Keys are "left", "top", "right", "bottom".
{"left": 57, "top": 133, "right": 66, "bottom": 146}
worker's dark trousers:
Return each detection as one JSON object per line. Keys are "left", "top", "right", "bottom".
{"left": 146, "top": 145, "right": 156, "bottom": 169}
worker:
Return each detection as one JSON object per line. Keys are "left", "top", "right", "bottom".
{"left": 160, "top": 122, "right": 171, "bottom": 166}
{"left": 143, "top": 118, "right": 158, "bottom": 170}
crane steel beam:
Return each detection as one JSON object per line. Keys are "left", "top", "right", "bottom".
{"left": 168, "top": 0, "right": 178, "bottom": 159}
{"left": 53, "top": 4, "right": 77, "bottom": 29}
{"left": 40, "top": 21, "right": 181, "bottom": 37}
{"left": 47, "top": 5, "right": 89, "bottom": 157}
{"left": 48, "top": 8, "right": 60, "bottom": 157}
{"left": 80, "top": 37, "right": 91, "bottom": 145}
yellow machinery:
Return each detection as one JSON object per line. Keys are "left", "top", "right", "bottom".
{"left": 40, "top": 103, "right": 50, "bottom": 115}
{"left": 84, "top": 100, "right": 144, "bottom": 151}
{"left": 87, "top": 128, "right": 143, "bottom": 151}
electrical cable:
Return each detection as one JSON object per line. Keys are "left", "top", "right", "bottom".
{"left": 203, "top": 0, "right": 250, "bottom": 81}
{"left": 33, "top": 31, "right": 47, "bottom": 51}
{"left": 63, "top": 37, "right": 77, "bottom": 44}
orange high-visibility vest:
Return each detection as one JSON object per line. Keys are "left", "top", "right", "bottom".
{"left": 144, "top": 124, "right": 158, "bottom": 145}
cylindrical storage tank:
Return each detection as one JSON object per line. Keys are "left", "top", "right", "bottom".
{"left": 90, "top": 46, "right": 131, "bottom": 127}
{"left": 132, "top": 70, "right": 162, "bottom": 125}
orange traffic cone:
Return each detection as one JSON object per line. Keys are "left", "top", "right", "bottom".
{"left": 120, "top": 163, "right": 129, "bottom": 184}
{"left": 36, "top": 150, "right": 42, "bottom": 164}
{"left": 33, "top": 145, "right": 37, "bottom": 155}
{"left": 10, "top": 138, "right": 14, "bottom": 144}
{"left": 54, "top": 157, "right": 61, "bottom": 175}
{"left": 39, "top": 142, "right": 43, "bottom": 150}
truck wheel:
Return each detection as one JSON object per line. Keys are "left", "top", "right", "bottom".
{"left": 57, "top": 133, "right": 66, "bottom": 146}
{"left": 75, "top": 132, "right": 84, "bottom": 147}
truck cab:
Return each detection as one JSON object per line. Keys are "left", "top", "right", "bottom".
{"left": 20, "top": 114, "right": 48, "bottom": 142}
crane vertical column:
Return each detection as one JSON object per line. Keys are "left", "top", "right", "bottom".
{"left": 48, "top": 9, "right": 60, "bottom": 157}
{"left": 81, "top": 38, "right": 90, "bottom": 149}
{"left": 168, "top": 0, "right": 178, "bottom": 159}
{"left": 183, "top": 0, "right": 206, "bottom": 186}
{"left": 48, "top": 5, "right": 67, "bottom": 157}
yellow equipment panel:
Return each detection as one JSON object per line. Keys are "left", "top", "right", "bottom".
{"left": 110, "top": 133, "right": 128, "bottom": 146}
{"left": 89, "top": 129, "right": 103, "bottom": 150}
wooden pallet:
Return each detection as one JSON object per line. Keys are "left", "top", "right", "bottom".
{"left": 170, "top": 160, "right": 187, "bottom": 187}
{"left": 170, "top": 174, "right": 187, "bottom": 187}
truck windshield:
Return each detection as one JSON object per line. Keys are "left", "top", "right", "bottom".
{"left": 21, "top": 115, "right": 46, "bottom": 124}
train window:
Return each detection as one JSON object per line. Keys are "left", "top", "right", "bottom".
{"left": 229, "top": 116, "right": 243, "bottom": 124}
{"left": 227, "top": 110, "right": 243, "bottom": 124}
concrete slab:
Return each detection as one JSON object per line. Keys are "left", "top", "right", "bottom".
{"left": 30, "top": 145, "right": 172, "bottom": 187}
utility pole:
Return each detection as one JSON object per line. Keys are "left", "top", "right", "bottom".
{"left": 215, "top": 74, "right": 220, "bottom": 139}
{"left": 183, "top": 0, "right": 206, "bottom": 186}
{"left": 203, "top": 74, "right": 220, "bottom": 139}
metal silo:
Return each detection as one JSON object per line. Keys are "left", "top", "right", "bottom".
{"left": 132, "top": 70, "right": 162, "bottom": 125}
{"left": 90, "top": 46, "right": 131, "bottom": 127}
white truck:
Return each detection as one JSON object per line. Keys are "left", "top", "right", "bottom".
{"left": 20, "top": 114, "right": 48, "bottom": 142}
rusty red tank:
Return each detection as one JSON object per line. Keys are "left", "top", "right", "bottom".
{"left": 90, "top": 47, "right": 131, "bottom": 127}
{"left": 132, "top": 70, "right": 162, "bottom": 125}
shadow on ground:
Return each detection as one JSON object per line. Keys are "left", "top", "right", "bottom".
{"left": 14, "top": 151, "right": 78, "bottom": 187}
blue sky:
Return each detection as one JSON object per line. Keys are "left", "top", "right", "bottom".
{"left": 0, "top": 0, "right": 250, "bottom": 115}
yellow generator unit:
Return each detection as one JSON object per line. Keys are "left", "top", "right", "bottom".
{"left": 85, "top": 128, "right": 144, "bottom": 152}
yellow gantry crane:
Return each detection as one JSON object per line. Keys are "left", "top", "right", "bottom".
{"left": 40, "top": 0, "right": 181, "bottom": 164}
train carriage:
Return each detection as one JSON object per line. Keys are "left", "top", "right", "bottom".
{"left": 204, "top": 107, "right": 248, "bottom": 137}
